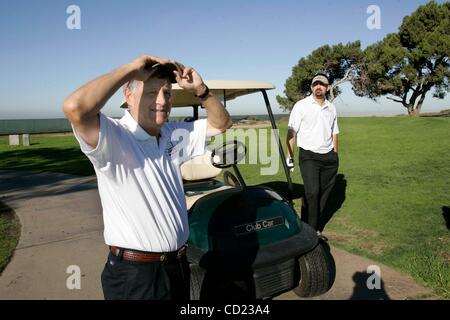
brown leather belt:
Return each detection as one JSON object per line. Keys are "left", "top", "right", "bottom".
{"left": 110, "top": 245, "right": 187, "bottom": 263}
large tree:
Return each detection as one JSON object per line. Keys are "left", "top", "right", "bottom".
{"left": 276, "top": 41, "right": 364, "bottom": 111}
{"left": 353, "top": 1, "right": 450, "bottom": 116}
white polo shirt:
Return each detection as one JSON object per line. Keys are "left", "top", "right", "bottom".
{"left": 73, "top": 111, "right": 207, "bottom": 252}
{"left": 288, "top": 95, "right": 339, "bottom": 154}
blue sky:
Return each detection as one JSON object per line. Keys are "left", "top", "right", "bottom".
{"left": 0, "top": 0, "right": 448, "bottom": 119}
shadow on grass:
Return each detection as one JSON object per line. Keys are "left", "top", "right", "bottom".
{"left": 0, "top": 147, "right": 94, "bottom": 177}
{"left": 350, "top": 271, "right": 391, "bottom": 300}
{"left": 442, "top": 206, "right": 450, "bottom": 230}
{"left": 320, "top": 174, "right": 347, "bottom": 231}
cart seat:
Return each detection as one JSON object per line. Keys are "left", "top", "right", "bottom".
{"left": 181, "top": 150, "right": 222, "bottom": 181}
{"left": 181, "top": 150, "right": 233, "bottom": 210}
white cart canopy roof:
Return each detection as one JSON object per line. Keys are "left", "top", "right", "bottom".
{"left": 171, "top": 80, "right": 275, "bottom": 107}
{"left": 120, "top": 80, "right": 275, "bottom": 108}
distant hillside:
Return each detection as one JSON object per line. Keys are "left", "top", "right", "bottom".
{"left": 0, "top": 114, "right": 290, "bottom": 135}
{"left": 169, "top": 114, "right": 290, "bottom": 122}
{"left": 419, "top": 109, "right": 450, "bottom": 117}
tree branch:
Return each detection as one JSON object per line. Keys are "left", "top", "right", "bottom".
{"left": 329, "top": 66, "right": 356, "bottom": 102}
{"left": 402, "top": 90, "right": 408, "bottom": 106}
{"left": 333, "top": 67, "right": 354, "bottom": 87}
{"left": 386, "top": 96, "right": 404, "bottom": 103}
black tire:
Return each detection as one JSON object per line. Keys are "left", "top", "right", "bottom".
{"left": 223, "top": 171, "right": 241, "bottom": 187}
{"left": 190, "top": 264, "right": 206, "bottom": 300}
{"left": 293, "top": 240, "right": 336, "bottom": 297}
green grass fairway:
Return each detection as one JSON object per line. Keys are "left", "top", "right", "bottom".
{"left": 0, "top": 117, "right": 449, "bottom": 298}
{"left": 0, "top": 133, "right": 94, "bottom": 176}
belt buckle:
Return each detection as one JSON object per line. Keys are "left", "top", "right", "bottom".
{"left": 160, "top": 254, "right": 167, "bottom": 262}
{"left": 110, "top": 246, "right": 124, "bottom": 261}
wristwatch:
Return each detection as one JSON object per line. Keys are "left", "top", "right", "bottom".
{"left": 194, "top": 85, "right": 210, "bottom": 100}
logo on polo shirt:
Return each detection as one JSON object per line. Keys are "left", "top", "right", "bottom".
{"left": 166, "top": 139, "right": 176, "bottom": 156}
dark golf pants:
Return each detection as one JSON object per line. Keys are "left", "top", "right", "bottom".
{"left": 101, "top": 251, "right": 190, "bottom": 300}
{"left": 299, "top": 148, "right": 339, "bottom": 231}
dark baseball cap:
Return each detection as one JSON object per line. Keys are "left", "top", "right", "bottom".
{"left": 150, "top": 61, "right": 182, "bottom": 84}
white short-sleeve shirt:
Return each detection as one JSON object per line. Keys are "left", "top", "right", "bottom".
{"left": 73, "top": 111, "right": 207, "bottom": 252}
{"left": 288, "top": 95, "right": 339, "bottom": 154}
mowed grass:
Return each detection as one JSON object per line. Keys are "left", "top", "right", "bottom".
{"left": 0, "top": 117, "right": 449, "bottom": 298}
{"left": 332, "top": 117, "right": 450, "bottom": 299}
{"left": 0, "top": 133, "right": 94, "bottom": 176}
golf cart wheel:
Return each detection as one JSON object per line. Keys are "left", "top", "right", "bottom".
{"left": 293, "top": 240, "right": 336, "bottom": 297}
{"left": 190, "top": 264, "right": 206, "bottom": 300}
{"left": 223, "top": 171, "right": 241, "bottom": 187}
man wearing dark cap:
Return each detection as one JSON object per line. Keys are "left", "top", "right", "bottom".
{"left": 286, "top": 73, "right": 339, "bottom": 239}
{"left": 63, "top": 55, "right": 232, "bottom": 299}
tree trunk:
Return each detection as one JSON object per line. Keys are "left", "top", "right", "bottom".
{"left": 414, "top": 93, "right": 427, "bottom": 116}
{"left": 406, "top": 104, "right": 414, "bottom": 116}
{"left": 407, "top": 89, "right": 421, "bottom": 117}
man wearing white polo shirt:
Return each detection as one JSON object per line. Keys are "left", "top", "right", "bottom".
{"left": 63, "top": 55, "right": 232, "bottom": 300}
{"left": 286, "top": 73, "right": 339, "bottom": 239}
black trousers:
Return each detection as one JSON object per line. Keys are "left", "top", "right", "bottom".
{"left": 101, "top": 251, "right": 190, "bottom": 300}
{"left": 299, "top": 148, "right": 339, "bottom": 231}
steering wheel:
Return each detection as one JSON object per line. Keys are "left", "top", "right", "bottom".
{"left": 210, "top": 140, "right": 247, "bottom": 168}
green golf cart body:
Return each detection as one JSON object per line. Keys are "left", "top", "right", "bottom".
{"left": 171, "top": 80, "right": 335, "bottom": 299}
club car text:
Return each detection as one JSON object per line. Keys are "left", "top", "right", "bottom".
{"left": 235, "top": 217, "right": 284, "bottom": 236}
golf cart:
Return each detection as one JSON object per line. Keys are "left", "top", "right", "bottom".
{"left": 173, "top": 80, "right": 335, "bottom": 300}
